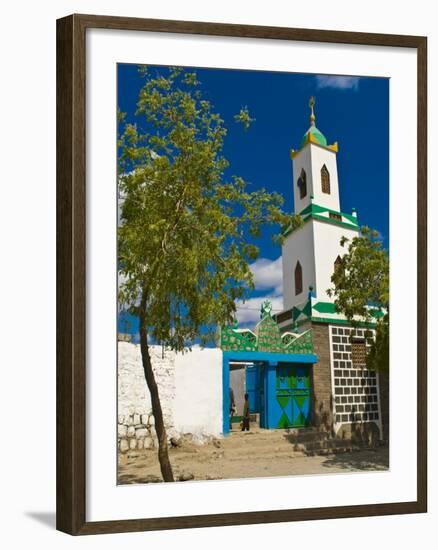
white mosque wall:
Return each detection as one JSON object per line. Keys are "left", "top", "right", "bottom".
{"left": 312, "top": 219, "right": 358, "bottom": 302}
{"left": 292, "top": 143, "right": 340, "bottom": 213}
{"left": 282, "top": 221, "right": 316, "bottom": 310}
{"left": 292, "top": 144, "right": 313, "bottom": 213}
{"left": 117, "top": 341, "right": 223, "bottom": 452}
{"left": 309, "top": 144, "right": 340, "bottom": 211}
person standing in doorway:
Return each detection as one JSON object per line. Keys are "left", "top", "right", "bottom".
{"left": 242, "top": 393, "right": 250, "bottom": 431}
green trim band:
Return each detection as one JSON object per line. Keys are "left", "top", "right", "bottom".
{"left": 283, "top": 212, "right": 359, "bottom": 237}
{"left": 313, "top": 301, "right": 337, "bottom": 314}
{"left": 299, "top": 203, "right": 358, "bottom": 224}
{"left": 283, "top": 203, "right": 359, "bottom": 237}
{"left": 310, "top": 316, "right": 377, "bottom": 328}
{"left": 311, "top": 214, "right": 360, "bottom": 231}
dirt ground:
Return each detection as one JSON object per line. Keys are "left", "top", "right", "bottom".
{"left": 118, "top": 428, "right": 389, "bottom": 484}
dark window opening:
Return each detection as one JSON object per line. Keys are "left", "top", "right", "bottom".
{"left": 294, "top": 261, "right": 303, "bottom": 295}
{"left": 329, "top": 212, "right": 342, "bottom": 222}
{"left": 321, "top": 164, "right": 330, "bottom": 194}
{"left": 297, "top": 169, "right": 307, "bottom": 199}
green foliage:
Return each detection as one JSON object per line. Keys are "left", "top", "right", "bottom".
{"left": 365, "top": 318, "right": 389, "bottom": 373}
{"left": 327, "top": 226, "right": 389, "bottom": 372}
{"left": 234, "top": 107, "right": 256, "bottom": 131}
{"left": 118, "top": 66, "right": 301, "bottom": 351}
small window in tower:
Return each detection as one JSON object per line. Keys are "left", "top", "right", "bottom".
{"left": 329, "top": 212, "right": 342, "bottom": 222}
{"left": 321, "top": 164, "right": 330, "bottom": 194}
{"left": 294, "top": 261, "right": 303, "bottom": 295}
{"left": 297, "top": 169, "right": 307, "bottom": 199}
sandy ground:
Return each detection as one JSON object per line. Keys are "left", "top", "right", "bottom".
{"left": 118, "top": 428, "right": 389, "bottom": 484}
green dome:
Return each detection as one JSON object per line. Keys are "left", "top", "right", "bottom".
{"left": 300, "top": 125, "right": 328, "bottom": 148}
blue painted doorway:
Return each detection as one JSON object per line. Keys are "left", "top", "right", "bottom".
{"left": 245, "top": 365, "right": 261, "bottom": 413}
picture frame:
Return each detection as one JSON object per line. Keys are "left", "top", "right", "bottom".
{"left": 56, "top": 13, "right": 427, "bottom": 535}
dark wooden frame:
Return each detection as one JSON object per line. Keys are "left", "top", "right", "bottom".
{"left": 57, "top": 13, "right": 427, "bottom": 535}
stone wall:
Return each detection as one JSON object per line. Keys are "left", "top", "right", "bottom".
{"left": 309, "top": 322, "right": 334, "bottom": 432}
{"left": 118, "top": 342, "right": 176, "bottom": 452}
{"left": 328, "top": 325, "right": 383, "bottom": 445}
{"left": 117, "top": 342, "right": 223, "bottom": 452}
{"left": 118, "top": 412, "right": 158, "bottom": 452}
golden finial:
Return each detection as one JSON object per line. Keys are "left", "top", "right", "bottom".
{"left": 309, "top": 96, "right": 316, "bottom": 126}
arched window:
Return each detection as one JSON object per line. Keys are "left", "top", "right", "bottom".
{"left": 297, "top": 169, "right": 307, "bottom": 199}
{"left": 321, "top": 164, "right": 330, "bottom": 194}
{"left": 295, "top": 261, "right": 303, "bottom": 295}
{"left": 334, "top": 255, "right": 343, "bottom": 273}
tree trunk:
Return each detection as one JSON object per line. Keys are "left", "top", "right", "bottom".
{"left": 138, "top": 293, "right": 174, "bottom": 482}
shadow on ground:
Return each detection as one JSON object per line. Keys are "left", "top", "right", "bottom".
{"left": 118, "top": 473, "right": 161, "bottom": 484}
{"left": 321, "top": 448, "right": 389, "bottom": 471}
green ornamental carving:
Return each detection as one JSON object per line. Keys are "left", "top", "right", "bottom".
{"left": 220, "top": 300, "right": 314, "bottom": 354}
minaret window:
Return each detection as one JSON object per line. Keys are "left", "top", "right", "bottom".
{"left": 294, "top": 261, "right": 303, "bottom": 295}
{"left": 329, "top": 212, "right": 342, "bottom": 222}
{"left": 297, "top": 169, "right": 307, "bottom": 199}
{"left": 334, "top": 255, "right": 343, "bottom": 272}
{"left": 321, "top": 164, "right": 330, "bottom": 194}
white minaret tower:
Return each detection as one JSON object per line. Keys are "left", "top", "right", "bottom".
{"left": 281, "top": 97, "right": 360, "bottom": 311}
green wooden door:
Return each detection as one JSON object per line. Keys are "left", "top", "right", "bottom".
{"left": 275, "top": 364, "right": 311, "bottom": 428}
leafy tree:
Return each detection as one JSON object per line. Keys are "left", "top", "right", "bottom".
{"left": 234, "top": 106, "right": 255, "bottom": 130}
{"left": 118, "top": 66, "right": 301, "bottom": 481}
{"left": 327, "top": 226, "right": 389, "bottom": 373}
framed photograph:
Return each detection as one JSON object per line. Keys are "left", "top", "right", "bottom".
{"left": 57, "top": 14, "right": 427, "bottom": 535}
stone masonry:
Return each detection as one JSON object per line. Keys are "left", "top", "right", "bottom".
{"left": 118, "top": 341, "right": 177, "bottom": 452}
{"left": 309, "top": 323, "right": 334, "bottom": 432}
{"left": 329, "top": 325, "right": 382, "bottom": 445}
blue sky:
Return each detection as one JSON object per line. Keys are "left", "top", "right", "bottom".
{"left": 118, "top": 64, "right": 389, "bottom": 334}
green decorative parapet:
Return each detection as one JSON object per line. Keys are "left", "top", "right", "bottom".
{"left": 221, "top": 300, "right": 314, "bottom": 354}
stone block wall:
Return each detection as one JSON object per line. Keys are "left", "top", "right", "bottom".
{"left": 309, "top": 323, "right": 334, "bottom": 432}
{"left": 118, "top": 342, "right": 176, "bottom": 452}
{"left": 118, "top": 412, "right": 158, "bottom": 452}
{"left": 328, "top": 325, "right": 383, "bottom": 445}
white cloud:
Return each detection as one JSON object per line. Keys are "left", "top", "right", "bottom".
{"left": 249, "top": 256, "right": 283, "bottom": 295}
{"left": 235, "top": 294, "right": 284, "bottom": 326}
{"left": 233, "top": 256, "right": 285, "bottom": 326}
{"left": 315, "top": 75, "right": 360, "bottom": 90}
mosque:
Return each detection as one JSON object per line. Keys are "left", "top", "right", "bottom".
{"left": 221, "top": 98, "right": 388, "bottom": 444}
{"left": 117, "top": 98, "right": 388, "bottom": 452}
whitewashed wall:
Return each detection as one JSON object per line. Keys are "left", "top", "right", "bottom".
{"left": 118, "top": 342, "right": 175, "bottom": 426}
{"left": 292, "top": 143, "right": 340, "bottom": 213}
{"left": 282, "top": 221, "right": 316, "bottom": 310}
{"left": 308, "top": 144, "right": 340, "bottom": 211}
{"left": 292, "top": 144, "right": 313, "bottom": 213}
{"left": 117, "top": 342, "right": 223, "bottom": 450}
{"left": 312, "top": 220, "right": 358, "bottom": 301}
{"left": 173, "top": 347, "right": 223, "bottom": 438}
